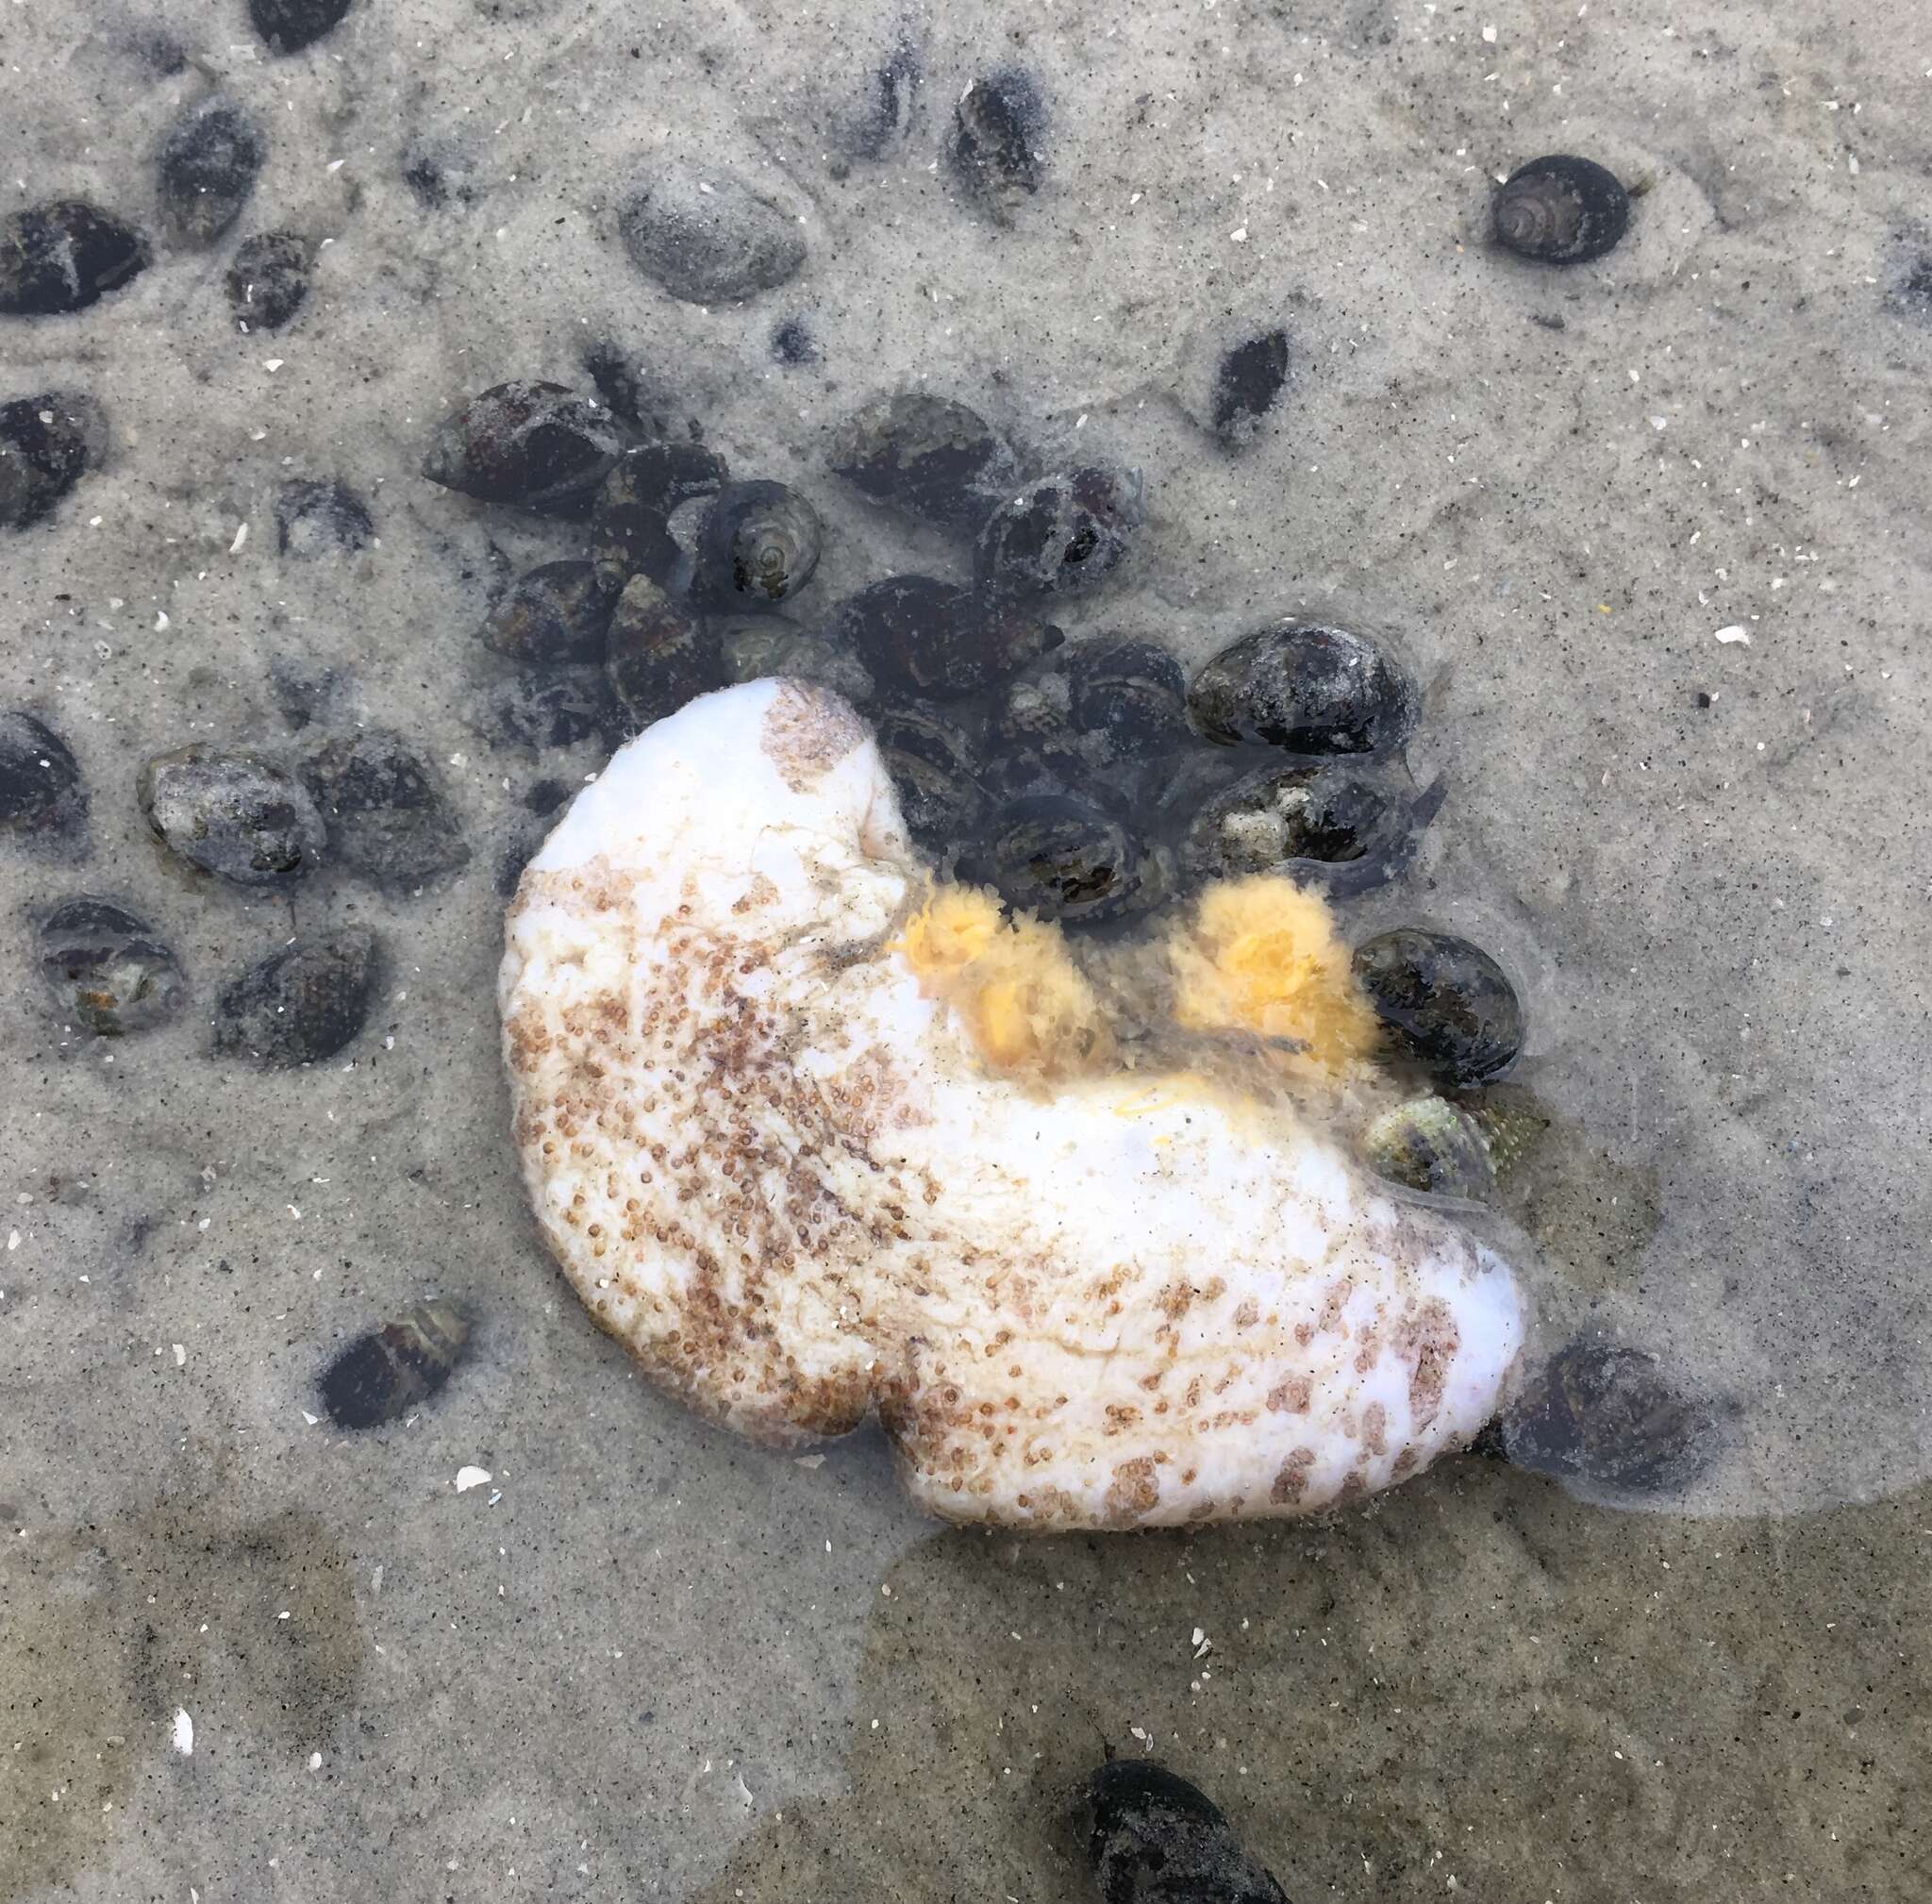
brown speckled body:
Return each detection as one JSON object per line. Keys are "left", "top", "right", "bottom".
{"left": 501, "top": 682, "right": 1524, "bottom": 1528}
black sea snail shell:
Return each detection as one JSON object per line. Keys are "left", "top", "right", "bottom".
{"left": 957, "top": 792, "right": 1156, "bottom": 927}
{"left": 1492, "top": 154, "right": 1631, "bottom": 265}
{"left": 699, "top": 479, "right": 824, "bottom": 607}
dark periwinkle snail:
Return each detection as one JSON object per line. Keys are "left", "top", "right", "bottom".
{"left": 225, "top": 230, "right": 312, "bottom": 332}
{"left": 249, "top": 0, "right": 355, "bottom": 57}
{"left": 139, "top": 743, "right": 326, "bottom": 887}
{"left": 1353, "top": 927, "right": 1524, "bottom": 1086}
{"left": 873, "top": 702, "right": 986, "bottom": 853}
{"left": 482, "top": 560, "right": 623, "bottom": 666}
{"left": 1079, "top": 1760, "right": 1289, "bottom": 1904}
{"left": 1500, "top": 1342, "right": 1724, "bottom": 1495}
{"left": 947, "top": 68, "right": 1047, "bottom": 223}
{"left": 421, "top": 379, "right": 625, "bottom": 513}
{"left": 957, "top": 792, "right": 1154, "bottom": 928}
{"left": 617, "top": 159, "right": 807, "bottom": 305}
{"left": 212, "top": 927, "right": 380, "bottom": 1068}
{"left": 1187, "top": 621, "right": 1416, "bottom": 756}
{"left": 591, "top": 440, "right": 730, "bottom": 586}
{"left": 1180, "top": 759, "right": 1428, "bottom": 896}
{"left": 1492, "top": 154, "right": 1631, "bottom": 266}
{"left": 0, "top": 710, "right": 87, "bottom": 835}
{"left": 714, "top": 612, "right": 875, "bottom": 707}
{"left": 1211, "top": 328, "right": 1290, "bottom": 447}
{"left": 470, "top": 667, "right": 625, "bottom": 754}
{"left": 298, "top": 728, "right": 469, "bottom": 892}
{"left": 38, "top": 896, "right": 185, "bottom": 1037}
{"left": 154, "top": 96, "right": 266, "bottom": 246}
{"left": 825, "top": 389, "right": 1014, "bottom": 532}
{"left": 974, "top": 464, "right": 1145, "bottom": 601}
{"left": 0, "top": 391, "right": 108, "bottom": 530}
{"left": 1069, "top": 638, "right": 1191, "bottom": 754}
{"left": 605, "top": 575, "right": 722, "bottom": 723}
{"left": 989, "top": 639, "right": 1192, "bottom": 801}
{"left": 0, "top": 200, "right": 151, "bottom": 316}
{"left": 825, "top": 575, "right": 1058, "bottom": 699}
{"left": 273, "top": 478, "right": 374, "bottom": 558}
{"left": 698, "top": 479, "right": 824, "bottom": 607}
{"left": 320, "top": 1299, "right": 472, "bottom": 1430}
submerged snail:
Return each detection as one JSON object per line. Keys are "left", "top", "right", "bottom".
{"left": 1362, "top": 1091, "right": 1549, "bottom": 1201}
{"left": 947, "top": 68, "right": 1048, "bottom": 223}
{"left": 698, "top": 478, "right": 824, "bottom": 607}
{"left": 715, "top": 611, "right": 876, "bottom": 707}
{"left": 605, "top": 575, "right": 721, "bottom": 724}
{"left": 591, "top": 441, "right": 730, "bottom": 586}
{"left": 0, "top": 200, "right": 151, "bottom": 316}
{"left": 154, "top": 96, "right": 265, "bottom": 247}
{"left": 1501, "top": 1342, "right": 1723, "bottom": 1495}
{"left": 975, "top": 465, "right": 1145, "bottom": 601}
{"left": 1178, "top": 757, "right": 1437, "bottom": 897}
{"left": 0, "top": 390, "right": 108, "bottom": 531}
{"left": 826, "top": 575, "right": 1060, "bottom": 700}
{"left": 1081, "top": 1760, "right": 1288, "bottom": 1904}
{"left": 38, "top": 896, "right": 184, "bottom": 1037}
{"left": 1188, "top": 622, "right": 1416, "bottom": 756}
{"left": 1354, "top": 927, "right": 1524, "bottom": 1086}
{"left": 825, "top": 389, "right": 1015, "bottom": 532}
{"left": 421, "top": 379, "right": 624, "bottom": 513}
{"left": 872, "top": 701, "right": 989, "bottom": 853}
{"left": 956, "top": 791, "right": 1156, "bottom": 928}
{"left": 1492, "top": 154, "right": 1632, "bottom": 266}
{"left": 319, "top": 1299, "right": 473, "bottom": 1430}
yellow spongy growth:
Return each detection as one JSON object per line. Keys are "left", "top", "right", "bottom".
{"left": 894, "top": 886, "right": 1109, "bottom": 1080}
{"left": 1168, "top": 875, "right": 1377, "bottom": 1077}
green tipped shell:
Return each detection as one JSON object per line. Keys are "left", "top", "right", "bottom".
{"left": 1365, "top": 1089, "right": 1552, "bottom": 1198}
{"left": 1364, "top": 1095, "right": 1495, "bottom": 1199}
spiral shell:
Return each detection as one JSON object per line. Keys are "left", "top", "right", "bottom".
{"left": 39, "top": 897, "right": 184, "bottom": 1037}
{"left": 1492, "top": 154, "right": 1631, "bottom": 266}
{"left": 1363, "top": 1094, "right": 1497, "bottom": 1201}
{"left": 699, "top": 479, "right": 824, "bottom": 607}
{"left": 0, "top": 200, "right": 150, "bottom": 316}
{"left": 617, "top": 160, "right": 806, "bottom": 304}
{"left": 591, "top": 441, "right": 729, "bottom": 586}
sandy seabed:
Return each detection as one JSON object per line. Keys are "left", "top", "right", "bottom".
{"left": 3, "top": 1, "right": 1929, "bottom": 1898}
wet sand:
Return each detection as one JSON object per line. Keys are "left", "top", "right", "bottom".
{"left": 3, "top": 0, "right": 1929, "bottom": 1897}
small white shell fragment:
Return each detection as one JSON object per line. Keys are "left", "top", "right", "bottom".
{"left": 1714, "top": 625, "right": 1752, "bottom": 644}
{"left": 454, "top": 1465, "right": 491, "bottom": 1493}
{"left": 501, "top": 682, "right": 1524, "bottom": 1530}
{"left": 171, "top": 1709, "right": 194, "bottom": 1756}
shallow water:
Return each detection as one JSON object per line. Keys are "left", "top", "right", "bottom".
{"left": 4, "top": 0, "right": 1931, "bottom": 1897}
